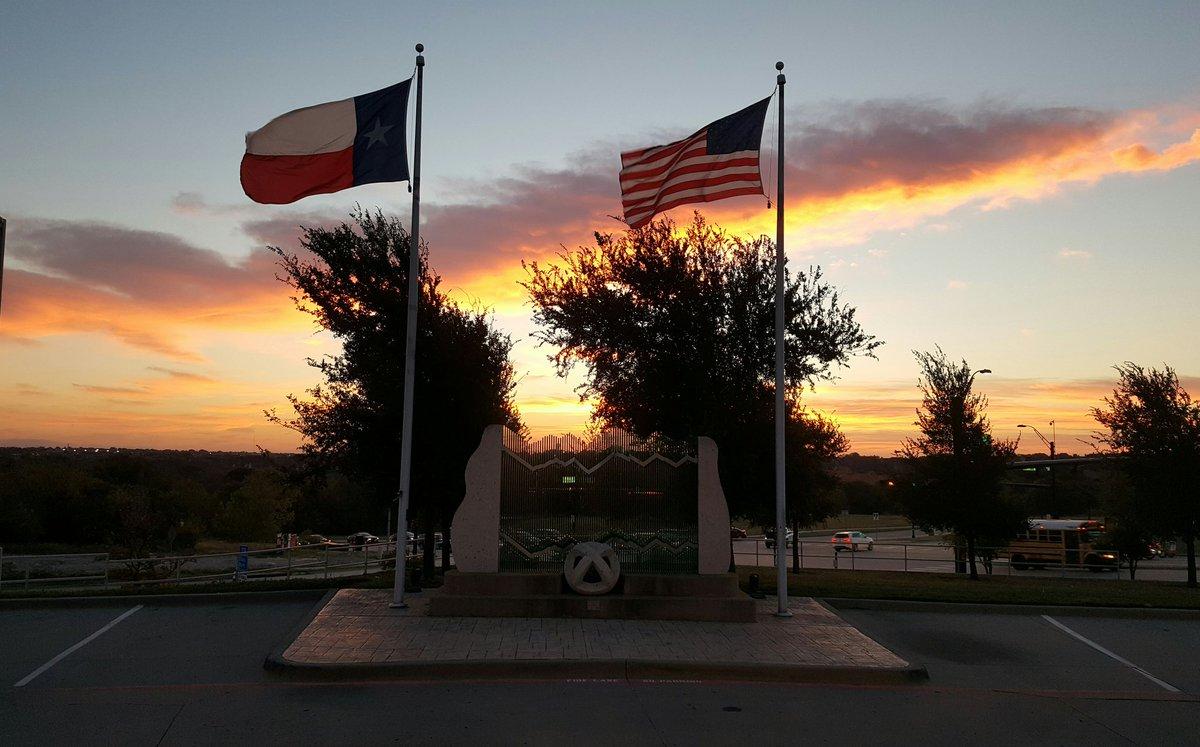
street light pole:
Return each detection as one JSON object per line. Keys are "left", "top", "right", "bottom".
{"left": 1018, "top": 422, "right": 1057, "bottom": 511}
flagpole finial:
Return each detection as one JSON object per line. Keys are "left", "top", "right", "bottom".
{"left": 416, "top": 43, "right": 424, "bottom": 53}
{"left": 776, "top": 61, "right": 785, "bottom": 85}
{"left": 775, "top": 61, "right": 784, "bottom": 70}
{"left": 415, "top": 43, "right": 425, "bottom": 66}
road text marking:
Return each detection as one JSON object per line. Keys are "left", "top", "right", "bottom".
{"left": 1041, "top": 614, "right": 1180, "bottom": 693}
{"left": 13, "top": 605, "right": 143, "bottom": 688}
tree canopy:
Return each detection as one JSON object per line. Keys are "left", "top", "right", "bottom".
{"left": 898, "top": 348, "right": 1024, "bottom": 579}
{"left": 1092, "top": 363, "right": 1200, "bottom": 587}
{"left": 269, "top": 208, "right": 522, "bottom": 574}
{"left": 523, "top": 214, "right": 877, "bottom": 523}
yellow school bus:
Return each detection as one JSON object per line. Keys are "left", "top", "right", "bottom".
{"left": 1001, "top": 519, "right": 1117, "bottom": 572}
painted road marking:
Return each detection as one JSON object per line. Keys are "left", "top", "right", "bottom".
{"left": 13, "top": 605, "right": 143, "bottom": 688}
{"left": 1041, "top": 614, "right": 1180, "bottom": 693}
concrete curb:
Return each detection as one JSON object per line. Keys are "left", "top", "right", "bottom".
{"left": 263, "top": 650, "right": 928, "bottom": 685}
{"left": 263, "top": 589, "right": 338, "bottom": 672}
{"left": 823, "top": 596, "right": 1200, "bottom": 619}
{"left": 0, "top": 588, "right": 328, "bottom": 610}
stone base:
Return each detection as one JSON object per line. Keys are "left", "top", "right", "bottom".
{"left": 428, "top": 571, "right": 756, "bottom": 622}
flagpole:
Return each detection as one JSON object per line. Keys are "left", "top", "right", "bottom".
{"left": 391, "top": 43, "right": 425, "bottom": 608}
{"left": 773, "top": 60, "right": 791, "bottom": 618}
{"left": 0, "top": 216, "right": 7, "bottom": 317}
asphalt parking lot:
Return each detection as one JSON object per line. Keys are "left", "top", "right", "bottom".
{"left": 2, "top": 594, "right": 1198, "bottom": 745}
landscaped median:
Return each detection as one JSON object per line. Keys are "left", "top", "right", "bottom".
{"left": 738, "top": 566, "right": 1200, "bottom": 610}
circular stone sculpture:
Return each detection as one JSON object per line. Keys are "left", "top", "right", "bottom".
{"left": 563, "top": 542, "right": 621, "bottom": 595}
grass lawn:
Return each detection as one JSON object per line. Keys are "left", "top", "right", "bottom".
{"left": 193, "top": 539, "right": 277, "bottom": 554}
{"left": 0, "top": 570, "right": 436, "bottom": 600}
{"left": 805, "top": 514, "right": 910, "bottom": 530}
{"left": 738, "top": 566, "right": 1200, "bottom": 609}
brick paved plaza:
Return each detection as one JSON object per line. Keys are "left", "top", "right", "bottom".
{"left": 281, "top": 589, "right": 910, "bottom": 671}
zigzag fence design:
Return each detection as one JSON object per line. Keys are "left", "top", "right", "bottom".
{"left": 498, "top": 428, "right": 699, "bottom": 574}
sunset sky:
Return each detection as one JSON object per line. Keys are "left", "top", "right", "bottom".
{"left": 1, "top": 2, "right": 1198, "bottom": 455}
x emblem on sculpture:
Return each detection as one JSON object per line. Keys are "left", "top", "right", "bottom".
{"left": 564, "top": 541, "right": 621, "bottom": 595}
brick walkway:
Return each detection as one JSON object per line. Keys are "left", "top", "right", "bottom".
{"left": 282, "top": 589, "right": 908, "bottom": 670}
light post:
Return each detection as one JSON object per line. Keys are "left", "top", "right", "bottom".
{"left": 1018, "top": 422, "right": 1056, "bottom": 511}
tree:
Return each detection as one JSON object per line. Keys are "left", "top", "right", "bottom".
{"left": 1092, "top": 363, "right": 1200, "bottom": 588}
{"left": 269, "top": 208, "right": 523, "bottom": 579}
{"left": 785, "top": 407, "right": 849, "bottom": 572}
{"left": 1104, "top": 501, "right": 1156, "bottom": 581}
{"left": 523, "top": 214, "right": 880, "bottom": 521}
{"left": 898, "top": 348, "right": 1024, "bottom": 579}
{"left": 212, "top": 469, "right": 296, "bottom": 542}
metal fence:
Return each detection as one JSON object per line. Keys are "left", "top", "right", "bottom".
{"left": 731, "top": 538, "right": 1189, "bottom": 580}
{"left": 0, "top": 540, "right": 422, "bottom": 592}
{"left": 498, "top": 428, "right": 699, "bottom": 574}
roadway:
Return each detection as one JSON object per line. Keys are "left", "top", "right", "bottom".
{"left": 2, "top": 594, "right": 1198, "bottom": 744}
{"left": 733, "top": 530, "right": 1195, "bottom": 582}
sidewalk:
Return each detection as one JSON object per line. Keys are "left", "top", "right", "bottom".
{"left": 267, "top": 588, "right": 924, "bottom": 683}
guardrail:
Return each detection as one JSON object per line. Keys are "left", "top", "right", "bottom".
{"left": 731, "top": 538, "right": 1187, "bottom": 580}
{"left": 0, "top": 539, "right": 431, "bottom": 592}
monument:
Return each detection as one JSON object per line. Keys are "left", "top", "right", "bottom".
{"left": 429, "top": 426, "right": 755, "bottom": 622}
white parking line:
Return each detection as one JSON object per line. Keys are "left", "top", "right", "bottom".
{"left": 13, "top": 605, "right": 142, "bottom": 688}
{"left": 1041, "top": 614, "right": 1180, "bottom": 693}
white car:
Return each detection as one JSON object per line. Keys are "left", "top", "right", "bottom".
{"left": 764, "top": 528, "right": 795, "bottom": 549}
{"left": 831, "top": 531, "right": 874, "bottom": 552}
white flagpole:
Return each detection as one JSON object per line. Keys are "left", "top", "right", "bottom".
{"left": 391, "top": 43, "right": 425, "bottom": 608}
{"left": 773, "top": 61, "right": 791, "bottom": 618}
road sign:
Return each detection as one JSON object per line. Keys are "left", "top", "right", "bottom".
{"left": 236, "top": 545, "right": 249, "bottom": 580}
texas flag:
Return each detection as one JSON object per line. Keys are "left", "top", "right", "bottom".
{"left": 240, "top": 80, "right": 411, "bottom": 204}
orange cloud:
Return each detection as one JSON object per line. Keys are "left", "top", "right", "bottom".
{"left": 2, "top": 221, "right": 306, "bottom": 359}
{"left": 3, "top": 99, "right": 1198, "bottom": 451}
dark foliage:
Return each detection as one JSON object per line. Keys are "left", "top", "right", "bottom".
{"left": 898, "top": 348, "right": 1026, "bottom": 579}
{"left": 523, "top": 214, "right": 877, "bottom": 525}
{"left": 268, "top": 208, "right": 522, "bottom": 576}
{"left": 0, "top": 448, "right": 295, "bottom": 556}
{"left": 1092, "top": 363, "right": 1200, "bottom": 587}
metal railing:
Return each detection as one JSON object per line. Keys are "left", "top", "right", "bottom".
{"left": 731, "top": 538, "right": 1189, "bottom": 581}
{"left": 0, "top": 539, "right": 429, "bottom": 592}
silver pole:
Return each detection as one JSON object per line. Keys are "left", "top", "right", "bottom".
{"left": 391, "top": 43, "right": 425, "bottom": 608}
{"left": 773, "top": 61, "right": 790, "bottom": 618}
{"left": 0, "top": 216, "right": 7, "bottom": 317}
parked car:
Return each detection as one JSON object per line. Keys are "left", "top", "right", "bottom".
{"left": 763, "top": 527, "right": 794, "bottom": 549}
{"left": 730, "top": 526, "right": 748, "bottom": 539}
{"left": 831, "top": 531, "right": 874, "bottom": 552}
{"left": 346, "top": 532, "right": 380, "bottom": 549}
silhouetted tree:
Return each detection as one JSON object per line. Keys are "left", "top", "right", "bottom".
{"left": 898, "top": 348, "right": 1024, "bottom": 579}
{"left": 269, "top": 208, "right": 522, "bottom": 578}
{"left": 785, "top": 408, "right": 848, "bottom": 572}
{"left": 523, "top": 214, "right": 880, "bottom": 522}
{"left": 1104, "top": 498, "right": 1156, "bottom": 581}
{"left": 212, "top": 469, "right": 295, "bottom": 542}
{"left": 1092, "top": 363, "right": 1200, "bottom": 588}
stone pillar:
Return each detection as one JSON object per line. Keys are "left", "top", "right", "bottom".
{"left": 449, "top": 425, "right": 503, "bottom": 572}
{"left": 697, "top": 436, "right": 732, "bottom": 574}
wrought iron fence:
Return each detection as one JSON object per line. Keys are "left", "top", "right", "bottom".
{"left": 498, "top": 428, "right": 699, "bottom": 574}
{"left": 730, "top": 538, "right": 1187, "bottom": 580}
{"left": 0, "top": 540, "right": 422, "bottom": 592}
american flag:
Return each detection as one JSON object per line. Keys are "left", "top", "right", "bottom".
{"left": 619, "top": 96, "right": 772, "bottom": 229}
